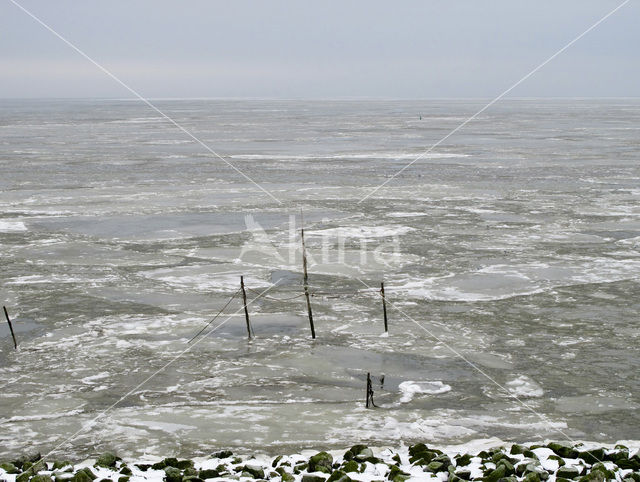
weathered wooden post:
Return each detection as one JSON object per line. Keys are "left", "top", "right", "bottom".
{"left": 366, "top": 372, "right": 374, "bottom": 408}
{"left": 380, "top": 282, "right": 388, "bottom": 333}
{"left": 3, "top": 306, "right": 17, "bottom": 349}
{"left": 301, "top": 228, "right": 316, "bottom": 339}
{"left": 240, "top": 276, "right": 252, "bottom": 340}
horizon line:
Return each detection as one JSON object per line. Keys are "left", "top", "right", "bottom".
{"left": 2, "top": 96, "right": 640, "bottom": 102}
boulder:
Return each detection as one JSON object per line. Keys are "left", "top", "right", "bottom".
{"left": 52, "top": 462, "right": 73, "bottom": 472}
{"left": 326, "top": 470, "right": 352, "bottom": 482}
{"left": 605, "top": 449, "right": 629, "bottom": 465}
{"left": 308, "top": 452, "right": 333, "bottom": 474}
{"left": 70, "top": 471, "right": 93, "bottom": 482}
{"left": 579, "top": 449, "right": 605, "bottom": 465}
{"left": 387, "top": 465, "right": 409, "bottom": 481}
{"left": 510, "top": 445, "right": 527, "bottom": 455}
{"left": 578, "top": 471, "right": 605, "bottom": 482}
{"left": 515, "top": 459, "right": 538, "bottom": 476}
{"left": 181, "top": 477, "right": 203, "bottom": 482}
{"left": 618, "top": 455, "right": 640, "bottom": 471}
{"left": 496, "top": 459, "right": 515, "bottom": 476}
{"left": 30, "top": 476, "right": 53, "bottom": 482}
{"left": 523, "top": 464, "right": 549, "bottom": 481}
{"left": 16, "top": 473, "right": 32, "bottom": 482}
{"left": 484, "top": 464, "right": 506, "bottom": 482}
{"left": 408, "top": 444, "right": 429, "bottom": 457}
{"left": 454, "top": 469, "right": 471, "bottom": 480}
{"left": 0, "top": 463, "right": 20, "bottom": 474}
{"left": 95, "top": 454, "right": 118, "bottom": 469}
{"left": 492, "top": 453, "right": 517, "bottom": 465}
{"left": 212, "top": 451, "right": 232, "bottom": 459}
{"left": 242, "top": 465, "right": 264, "bottom": 479}
{"left": 13, "top": 455, "right": 42, "bottom": 471}
{"left": 425, "top": 461, "right": 444, "bottom": 473}
{"left": 523, "top": 473, "right": 541, "bottom": 482}
{"left": 302, "top": 475, "right": 326, "bottom": 482}
{"left": 548, "top": 443, "right": 579, "bottom": 459}
{"left": 341, "top": 461, "right": 359, "bottom": 473}
{"left": 163, "top": 467, "right": 182, "bottom": 482}
{"left": 197, "top": 469, "right": 219, "bottom": 479}
{"left": 353, "top": 448, "right": 373, "bottom": 462}
{"left": 556, "top": 466, "right": 581, "bottom": 479}
{"left": 590, "top": 463, "right": 614, "bottom": 480}
{"left": 53, "top": 473, "right": 74, "bottom": 482}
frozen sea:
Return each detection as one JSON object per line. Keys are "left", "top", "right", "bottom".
{"left": 0, "top": 98, "right": 639, "bottom": 459}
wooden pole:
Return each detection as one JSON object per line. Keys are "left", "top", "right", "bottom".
{"left": 380, "top": 282, "right": 388, "bottom": 333}
{"left": 3, "top": 306, "right": 17, "bottom": 350}
{"left": 240, "top": 276, "right": 252, "bottom": 340}
{"left": 366, "top": 372, "right": 372, "bottom": 408}
{"left": 301, "top": 227, "right": 315, "bottom": 339}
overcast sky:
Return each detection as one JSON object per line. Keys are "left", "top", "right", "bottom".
{"left": 1, "top": 0, "right": 638, "bottom": 99}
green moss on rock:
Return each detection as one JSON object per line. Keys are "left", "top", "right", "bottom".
{"left": 175, "top": 461, "right": 193, "bottom": 471}
{"left": 95, "top": 453, "right": 118, "bottom": 469}
{"left": 578, "top": 471, "right": 605, "bottom": 482}
{"left": 302, "top": 475, "right": 327, "bottom": 482}
{"left": 327, "top": 470, "right": 352, "bottom": 482}
{"left": 281, "top": 472, "right": 295, "bottom": 482}
{"left": 548, "top": 443, "right": 579, "bottom": 459}
{"left": 454, "top": 468, "right": 471, "bottom": 480}
{"left": 182, "top": 476, "right": 203, "bottom": 482}
{"left": 31, "top": 476, "right": 53, "bottom": 482}
{"left": 387, "top": 465, "right": 409, "bottom": 481}
{"left": 197, "top": 469, "right": 219, "bottom": 479}
{"left": 308, "top": 452, "right": 333, "bottom": 474}
{"left": 579, "top": 449, "right": 605, "bottom": 465}
{"left": 484, "top": 464, "right": 506, "bottom": 482}
{"left": 163, "top": 467, "right": 182, "bottom": 482}
{"left": 556, "top": 466, "right": 581, "bottom": 479}
{"left": 496, "top": 459, "right": 515, "bottom": 476}
{"left": 16, "top": 472, "right": 32, "bottom": 482}
{"left": 510, "top": 445, "right": 527, "bottom": 455}
{"left": 1, "top": 462, "right": 20, "bottom": 474}
{"left": 53, "top": 473, "right": 74, "bottom": 482}
{"left": 523, "top": 473, "right": 541, "bottom": 482}
{"left": 342, "top": 461, "right": 359, "bottom": 473}
{"left": 242, "top": 465, "right": 264, "bottom": 479}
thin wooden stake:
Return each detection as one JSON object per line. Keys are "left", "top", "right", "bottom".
{"left": 240, "top": 276, "right": 252, "bottom": 340}
{"left": 3, "top": 306, "right": 17, "bottom": 350}
{"left": 301, "top": 227, "right": 316, "bottom": 339}
{"left": 380, "top": 282, "right": 388, "bottom": 333}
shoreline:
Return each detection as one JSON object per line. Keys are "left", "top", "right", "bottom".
{"left": 2, "top": 441, "right": 639, "bottom": 482}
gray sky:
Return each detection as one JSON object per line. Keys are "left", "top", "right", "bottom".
{"left": 1, "top": 0, "right": 638, "bottom": 99}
